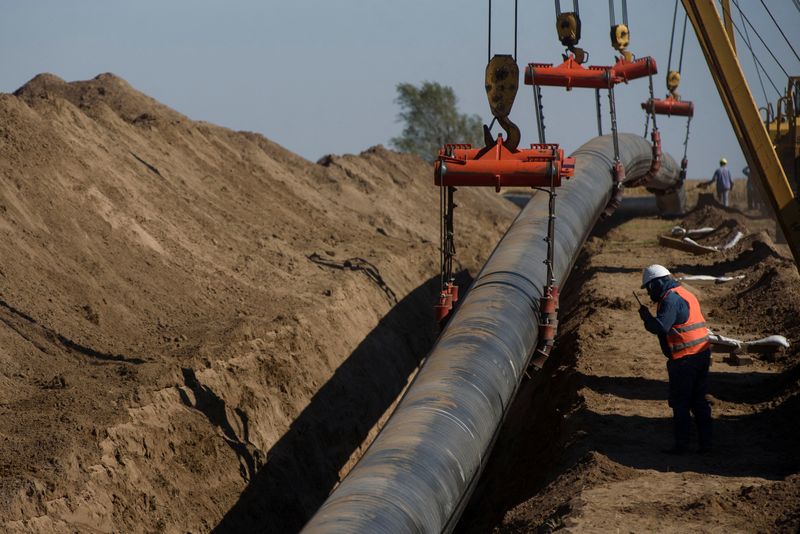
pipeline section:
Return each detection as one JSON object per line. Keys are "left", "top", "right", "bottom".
{"left": 302, "top": 134, "right": 680, "bottom": 533}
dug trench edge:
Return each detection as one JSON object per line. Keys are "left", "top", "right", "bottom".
{"left": 301, "top": 133, "right": 681, "bottom": 533}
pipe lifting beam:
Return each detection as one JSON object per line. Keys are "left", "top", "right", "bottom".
{"left": 302, "top": 134, "right": 680, "bottom": 534}
{"left": 641, "top": 96, "right": 694, "bottom": 118}
{"left": 524, "top": 55, "right": 657, "bottom": 90}
{"left": 434, "top": 138, "right": 575, "bottom": 191}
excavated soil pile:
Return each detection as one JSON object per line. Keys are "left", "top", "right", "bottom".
{"left": 459, "top": 200, "right": 800, "bottom": 533}
{"left": 0, "top": 73, "right": 518, "bottom": 533}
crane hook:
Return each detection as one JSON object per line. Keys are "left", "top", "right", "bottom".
{"left": 484, "top": 54, "right": 521, "bottom": 151}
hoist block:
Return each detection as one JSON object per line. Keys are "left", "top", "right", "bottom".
{"left": 556, "top": 12, "right": 581, "bottom": 48}
{"left": 434, "top": 135, "right": 575, "bottom": 191}
{"left": 525, "top": 55, "right": 620, "bottom": 90}
{"left": 612, "top": 56, "right": 658, "bottom": 83}
{"left": 641, "top": 96, "right": 694, "bottom": 117}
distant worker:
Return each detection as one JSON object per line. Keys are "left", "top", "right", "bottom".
{"left": 637, "top": 264, "right": 712, "bottom": 455}
{"left": 702, "top": 158, "right": 733, "bottom": 207}
{"left": 743, "top": 166, "right": 763, "bottom": 211}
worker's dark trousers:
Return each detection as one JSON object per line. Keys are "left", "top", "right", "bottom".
{"left": 667, "top": 350, "right": 712, "bottom": 450}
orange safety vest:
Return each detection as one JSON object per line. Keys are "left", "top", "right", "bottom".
{"left": 658, "top": 285, "right": 710, "bottom": 359}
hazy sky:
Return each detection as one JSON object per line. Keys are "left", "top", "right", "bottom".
{"left": 2, "top": 1, "right": 798, "bottom": 178}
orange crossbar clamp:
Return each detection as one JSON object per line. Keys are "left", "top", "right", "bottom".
{"left": 641, "top": 95, "right": 694, "bottom": 117}
{"left": 611, "top": 56, "right": 658, "bottom": 83}
{"left": 434, "top": 135, "right": 575, "bottom": 191}
{"left": 524, "top": 54, "right": 658, "bottom": 90}
{"left": 524, "top": 55, "right": 619, "bottom": 90}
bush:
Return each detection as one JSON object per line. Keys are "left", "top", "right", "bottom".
{"left": 390, "top": 81, "right": 483, "bottom": 162}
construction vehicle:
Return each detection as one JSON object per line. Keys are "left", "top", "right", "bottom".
{"left": 765, "top": 76, "right": 800, "bottom": 195}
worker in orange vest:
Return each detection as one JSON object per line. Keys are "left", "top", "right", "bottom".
{"left": 638, "top": 264, "right": 712, "bottom": 455}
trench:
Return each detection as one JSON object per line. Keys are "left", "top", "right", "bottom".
{"left": 302, "top": 134, "right": 681, "bottom": 532}
{"left": 454, "top": 203, "right": 644, "bottom": 532}
{"left": 459, "top": 195, "right": 800, "bottom": 532}
{"left": 212, "top": 271, "right": 475, "bottom": 533}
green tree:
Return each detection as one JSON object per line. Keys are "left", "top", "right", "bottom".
{"left": 390, "top": 81, "right": 483, "bottom": 162}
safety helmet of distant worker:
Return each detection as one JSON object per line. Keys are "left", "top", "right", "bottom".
{"left": 641, "top": 264, "right": 671, "bottom": 289}
{"left": 720, "top": 157, "right": 727, "bottom": 165}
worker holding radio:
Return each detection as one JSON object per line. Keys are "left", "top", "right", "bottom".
{"left": 637, "top": 264, "right": 713, "bottom": 455}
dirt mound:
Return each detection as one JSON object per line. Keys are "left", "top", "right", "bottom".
{"left": 669, "top": 201, "right": 799, "bottom": 362}
{"left": 720, "top": 248, "right": 800, "bottom": 363}
{"left": 498, "top": 452, "right": 639, "bottom": 533}
{"left": 680, "top": 192, "right": 782, "bottom": 238}
{"left": 0, "top": 74, "right": 517, "bottom": 532}
{"left": 675, "top": 198, "right": 757, "bottom": 252}
{"left": 14, "top": 72, "right": 184, "bottom": 125}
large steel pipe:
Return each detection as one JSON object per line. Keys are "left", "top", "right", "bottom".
{"left": 302, "top": 134, "right": 680, "bottom": 533}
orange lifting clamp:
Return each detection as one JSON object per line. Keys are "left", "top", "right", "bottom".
{"left": 642, "top": 3, "right": 694, "bottom": 188}
{"left": 525, "top": 55, "right": 620, "bottom": 90}
{"left": 530, "top": 286, "right": 559, "bottom": 370}
{"left": 641, "top": 95, "right": 694, "bottom": 117}
{"left": 432, "top": 34, "right": 577, "bottom": 328}
{"left": 641, "top": 91, "right": 693, "bottom": 187}
{"left": 525, "top": 54, "right": 656, "bottom": 91}
{"left": 434, "top": 280, "right": 459, "bottom": 324}
{"left": 434, "top": 137, "right": 575, "bottom": 191}
{"left": 612, "top": 56, "right": 658, "bottom": 83}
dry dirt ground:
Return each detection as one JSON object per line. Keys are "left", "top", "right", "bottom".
{"left": 459, "top": 193, "right": 800, "bottom": 533}
{"left": 0, "top": 73, "right": 519, "bottom": 533}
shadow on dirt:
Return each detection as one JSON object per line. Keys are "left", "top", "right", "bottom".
{"left": 591, "top": 196, "right": 660, "bottom": 238}
{"left": 580, "top": 366, "right": 800, "bottom": 405}
{"left": 572, "top": 392, "right": 800, "bottom": 480}
{"left": 585, "top": 265, "right": 642, "bottom": 276}
{"left": 573, "top": 364, "right": 800, "bottom": 479}
{"left": 180, "top": 368, "right": 261, "bottom": 482}
{"left": 213, "top": 271, "right": 473, "bottom": 534}
{"left": 670, "top": 240, "right": 784, "bottom": 276}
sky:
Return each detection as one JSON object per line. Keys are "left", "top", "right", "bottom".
{"left": 1, "top": 1, "right": 798, "bottom": 179}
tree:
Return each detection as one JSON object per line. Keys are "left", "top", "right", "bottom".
{"left": 390, "top": 81, "right": 483, "bottom": 162}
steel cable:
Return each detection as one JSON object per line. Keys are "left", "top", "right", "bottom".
{"left": 667, "top": 0, "right": 679, "bottom": 75}
{"left": 728, "top": 0, "right": 790, "bottom": 78}
{"left": 678, "top": 12, "right": 688, "bottom": 73}
{"left": 720, "top": 0, "right": 782, "bottom": 97}
{"left": 759, "top": 0, "right": 800, "bottom": 63}
{"left": 740, "top": 6, "right": 771, "bottom": 107}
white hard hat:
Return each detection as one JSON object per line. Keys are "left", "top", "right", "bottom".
{"left": 641, "top": 264, "right": 671, "bottom": 288}
{"left": 720, "top": 157, "right": 727, "bottom": 165}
